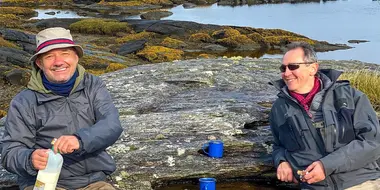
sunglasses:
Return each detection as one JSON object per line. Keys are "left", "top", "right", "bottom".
{"left": 279, "top": 62, "right": 315, "bottom": 72}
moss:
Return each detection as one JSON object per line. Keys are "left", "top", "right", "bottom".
{"left": 160, "top": 37, "right": 186, "bottom": 49}
{"left": 0, "top": 37, "right": 21, "bottom": 49}
{"left": 216, "top": 34, "right": 254, "bottom": 48}
{"left": 264, "top": 36, "right": 316, "bottom": 46}
{"left": 0, "top": 14, "right": 22, "bottom": 29}
{"left": 211, "top": 28, "right": 241, "bottom": 39}
{"left": 136, "top": 45, "right": 184, "bottom": 63}
{"left": 0, "top": 7, "right": 36, "bottom": 17}
{"left": 69, "top": 19, "right": 132, "bottom": 35}
{"left": 188, "top": 33, "right": 212, "bottom": 43}
{"left": 116, "top": 31, "right": 156, "bottom": 44}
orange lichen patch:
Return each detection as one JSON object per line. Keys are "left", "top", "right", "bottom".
{"left": 254, "top": 28, "right": 306, "bottom": 38}
{"left": 264, "top": 36, "right": 316, "bottom": 46}
{"left": 211, "top": 28, "right": 241, "bottom": 39}
{"left": 216, "top": 34, "right": 254, "bottom": 48}
{"left": 247, "top": 33, "right": 265, "bottom": 43}
{"left": 0, "top": 37, "right": 21, "bottom": 49}
{"left": 69, "top": 19, "right": 132, "bottom": 35}
{"left": 189, "top": 33, "right": 213, "bottom": 43}
{"left": 116, "top": 31, "right": 156, "bottom": 44}
{"left": 198, "top": 54, "right": 210, "bottom": 59}
{"left": 161, "top": 37, "right": 186, "bottom": 49}
{"left": 0, "top": 7, "right": 36, "bottom": 17}
{"left": 0, "top": 14, "right": 22, "bottom": 28}
{"left": 136, "top": 45, "right": 184, "bottom": 63}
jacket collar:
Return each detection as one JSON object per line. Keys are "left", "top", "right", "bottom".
{"left": 27, "top": 64, "right": 86, "bottom": 103}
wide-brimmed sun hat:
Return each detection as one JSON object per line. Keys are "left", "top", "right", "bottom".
{"left": 29, "top": 27, "right": 84, "bottom": 63}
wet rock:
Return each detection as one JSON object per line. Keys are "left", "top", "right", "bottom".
{"left": 183, "top": 3, "right": 197, "bottom": 9}
{"left": 0, "top": 47, "right": 31, "bottom": 68}
{"left": 123, "top": 19, "right": 221, "bottom": 34}
{"left": 33, "top": 18, "right": 83, "bottom": 29}
{"left": 140, "top": 11, "right": 173, "bottom": 20}
{"left": 118, "top": 39, "right": 147, "bottom": 56}
{"left": 45, "top": 11, "right": 56, "bottom": 15}
{"left": 202, "top": 44, "right": 228, "bottom": 51}
{"left": 348, "top": 40, "right": 369, "bottom": 44}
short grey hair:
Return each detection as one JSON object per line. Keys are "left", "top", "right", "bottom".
{"left": 285, "top": 42, "right": 318, "bottom": 63}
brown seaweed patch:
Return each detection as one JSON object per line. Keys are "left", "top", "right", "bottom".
{"left": 116, "top": 31, "right": 157, "bottom": 44}
{"left": 188, "top": 33, "right": 213, "bottom": 43}
{"left": 136, "top": 45, "right": 184, "bottom": 63}
{"left": 161, "top": 37, "right": 186, "bottom": 49}
{"left": 216, "top": 34, "right": 254, "bottom": 48}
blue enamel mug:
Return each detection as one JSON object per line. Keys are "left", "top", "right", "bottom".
{"left": 202, "top": 140, "right": 224, "bottom": 158}
{"left": 199, "top": 177, "right": 216, "bottom": 190}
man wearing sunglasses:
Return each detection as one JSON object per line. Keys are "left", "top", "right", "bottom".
{"left": 269, "top": 42, "right": 380, "bottom": 189}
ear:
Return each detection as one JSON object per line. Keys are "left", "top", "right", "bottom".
{"left": 35, "top": 58, "right": 43, "bottom": 70}
{"left": 310, "top": 63, "right": 319, "bottom": 76}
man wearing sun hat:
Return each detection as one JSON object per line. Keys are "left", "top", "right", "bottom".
{"left": 269, "top": 42, "right": 380, "bottom": 189}
{"left": 0, "top": 27, "right": 123, "bottom": 190}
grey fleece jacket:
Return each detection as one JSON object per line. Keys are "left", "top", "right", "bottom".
{"left": 270, "top": 69, "right": 380, "bottom": 189}
{"left": 1, "top": 64, "right": 123, "bottom": 189}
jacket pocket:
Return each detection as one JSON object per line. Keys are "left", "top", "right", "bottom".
{"left": 278, "top": 116, "right": 305, "bottom": 152}
{"left": 336, "top": 107, "right": 355, "bottom": 144}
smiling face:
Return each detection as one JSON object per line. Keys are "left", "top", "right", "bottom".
{"left": 36, "top": 47, "right": 78, "bottom": 84}
{"left": 281, "top": 47, "right": 318, "bottom": 94}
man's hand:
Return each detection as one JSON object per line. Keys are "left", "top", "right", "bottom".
{"left": 302, "top": 161, "right": 326, "bottom": 184}
{"left": 277, "top": 161, "right": 298, "bottom": 183}
{"left": 53, "top": 135, "right": 80, "bottom": 154}
{"left": 31, "top": 149, "right": 49, "bottom": 170}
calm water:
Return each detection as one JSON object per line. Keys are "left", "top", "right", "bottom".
{"left": 161, "top": 0, "right": 380, "bottom": 64}
{"left": 30, "top": 9, "right": 89, "bottom": 20}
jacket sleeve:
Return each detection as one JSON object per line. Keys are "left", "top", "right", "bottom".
{"left": 320, "top": 89, "right": 380, "bottom": 175}
{"left": 74, "top": 79, "right": 123, "bottom": 154}
{"left": 269, "top": 108, "right": 287, "bottom": 168}
{"left": 1, "top": 98, "right": 37, "bottom": 177}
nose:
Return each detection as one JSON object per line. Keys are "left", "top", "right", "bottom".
{"left": 283, "top": 66, "right": 292, "bottom": 76}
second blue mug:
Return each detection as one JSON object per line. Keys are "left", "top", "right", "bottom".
{"left": 202, "top": 140, "right": 224, "bottom": 158}
{"left": 199, "top": 177, "right": 216, "bottom": 190}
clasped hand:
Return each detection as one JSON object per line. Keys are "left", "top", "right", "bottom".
{"left": 277, "top": 161, "right": 326, "bottom": 184}
{"left": 31, "top": 135, "right": 80, "bottom": 170}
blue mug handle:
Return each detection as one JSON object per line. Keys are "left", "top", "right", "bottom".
{"left": 202, "top": 143, "right": 209, "bottom": 156}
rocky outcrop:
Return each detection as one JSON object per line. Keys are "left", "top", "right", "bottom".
{"left": 0, "top": 28, "right": 35, "bottom": 54}
{"left": 140, "top": 11, "right": 173, "bottom": 20}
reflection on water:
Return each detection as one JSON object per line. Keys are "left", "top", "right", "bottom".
{"left": 164, "top": 0, "right": 380, "bottom": 64}
{"left": 157, "top": 181, "right": 296, "bottom": 190}
{"left": 30, "top": 9, "right": 90, "bottom": 20}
